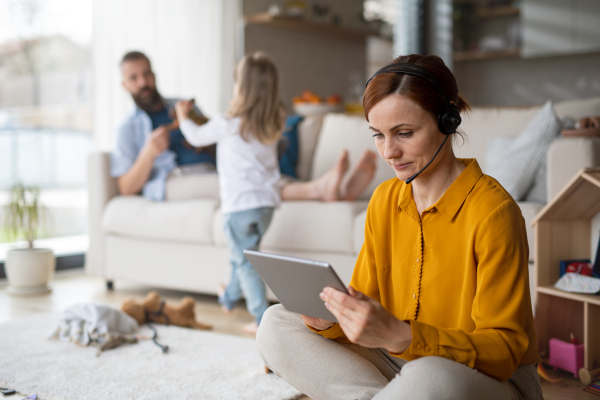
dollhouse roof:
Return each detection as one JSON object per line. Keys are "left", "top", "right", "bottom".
{"left": 532, "top": 168, "right": 600, "bottom": 224}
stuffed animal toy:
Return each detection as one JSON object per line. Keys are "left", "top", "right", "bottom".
{"left": 121, "top": 291, "right": 212, "bottom": 330}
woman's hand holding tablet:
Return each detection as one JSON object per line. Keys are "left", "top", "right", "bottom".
{"left": 316, "top": 286, "right": 413, "bottom": 354}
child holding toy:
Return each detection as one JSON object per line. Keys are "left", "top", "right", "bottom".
{"left": 175, "top": 52, "right": 285, "bottom": 334}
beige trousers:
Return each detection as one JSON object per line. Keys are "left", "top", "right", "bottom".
{"left": 256, "top": 304, "right": 544, "bottom": 400}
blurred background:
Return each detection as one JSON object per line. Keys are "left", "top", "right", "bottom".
{"left": 0, "top": 0, "right": 599, "bottom": 271}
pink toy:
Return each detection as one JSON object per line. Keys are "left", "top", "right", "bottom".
{"left": 549, "top": 338, "right": 585, "bottom": 378}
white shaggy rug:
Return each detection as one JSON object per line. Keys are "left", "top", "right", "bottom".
{"left": 0, "top": 314, "right": 302, "bottom": 400}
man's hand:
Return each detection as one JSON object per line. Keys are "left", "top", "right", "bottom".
{"left": 300, "top": 314, "right": 335, "bottom": 331}
{"left": 175, "top": 99, "right": 194, "bottom": 123}
{"left": 320, "top": 286, "right": 412, "bottom": 354}
{"left": 142, "top": 125, "right": 170, "bottom": 159}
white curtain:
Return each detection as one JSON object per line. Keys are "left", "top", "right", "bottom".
{"left": 92, "top": 0, "right": 241, "bottom": 151}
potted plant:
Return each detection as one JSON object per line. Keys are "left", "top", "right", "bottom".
{"left": 2, "top": 183, "right": 54, "bottom": 295}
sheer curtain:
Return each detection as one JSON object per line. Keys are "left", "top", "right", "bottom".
{"left": 93, "top": 0, "right": 241, "bottom": 151}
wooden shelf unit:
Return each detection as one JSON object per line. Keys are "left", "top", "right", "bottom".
{"left": 244, "top": 12, "right": 371, "bottom": 41}
{"left": 476, "top": 6, "right": 520, "bottom": 19}
{"left": 532, "top": 168, "right": 600, "bottom": 370}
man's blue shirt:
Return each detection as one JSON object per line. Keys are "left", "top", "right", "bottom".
{"left": 110, "top": 98, "right": 210, "bottom": 201}
{"left": 147, "top": 107, "right": 216, "bottom": 166}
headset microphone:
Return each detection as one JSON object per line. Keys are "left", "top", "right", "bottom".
{"left": 366, "top": 62, "right": 461, "bottom": 184}
{"left": 405, "top": 134, "right": 449, "bottom": 184}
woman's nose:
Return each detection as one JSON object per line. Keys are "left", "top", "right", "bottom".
{"left": 383, "top": 138, "right": 402, "bottom": 160}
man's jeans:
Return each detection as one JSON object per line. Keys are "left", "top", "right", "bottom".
{"left": 220, "top": 207, "right": 274, "bottom": 325}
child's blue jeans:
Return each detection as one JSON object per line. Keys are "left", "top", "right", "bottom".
{"left": 220, "top": 207, "right": 274, "bottom": 325}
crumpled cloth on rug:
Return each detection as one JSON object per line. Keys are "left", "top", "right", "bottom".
{"left": 48, "top": 303, "right": 139, "bottom": 346}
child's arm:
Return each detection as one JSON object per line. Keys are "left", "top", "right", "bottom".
{"left": 175, "top": 100, "right": 223, "bottom": 147}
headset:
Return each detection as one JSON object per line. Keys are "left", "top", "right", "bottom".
{"left": 365, "top": 63, "right": 461, "bottom": 183}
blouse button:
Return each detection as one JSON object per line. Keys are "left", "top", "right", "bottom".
{"left": 412, "top": 294, "right": 416, "bottom": 299}
{"left": 416, "top": 258, "right": 420, "bottom": 263}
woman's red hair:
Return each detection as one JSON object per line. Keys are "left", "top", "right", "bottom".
{"left": 363, "top": 55, "right": 470, "bottom": 132}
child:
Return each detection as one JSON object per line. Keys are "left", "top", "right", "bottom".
{"left": 175, "top": 52, "right": 285, "bottom": 334}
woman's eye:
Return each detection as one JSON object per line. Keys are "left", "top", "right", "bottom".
{"left": 398, "top": 131, "right": 413, "bottom": 138}
{"left": 372, "top": 133, "right": 384, "bottom": 139}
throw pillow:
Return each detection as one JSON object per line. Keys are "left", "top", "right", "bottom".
{"left": 485, "top": 100, "right": 561, "bottom": 201}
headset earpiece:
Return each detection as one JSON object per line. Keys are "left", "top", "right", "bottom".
{"left": 438, "top": 103, "right": 461, "bottom": 136}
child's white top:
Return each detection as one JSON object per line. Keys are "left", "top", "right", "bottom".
{"left": 180, "top": 115, "right": 281, "bottom": 214}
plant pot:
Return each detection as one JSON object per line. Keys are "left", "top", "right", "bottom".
{"left": 5, "top": 248, "right": 55, "bottom": 296}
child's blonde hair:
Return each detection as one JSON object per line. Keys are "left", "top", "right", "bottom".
{"left": 228, "top": 52, "right": 286, "bottom": 144}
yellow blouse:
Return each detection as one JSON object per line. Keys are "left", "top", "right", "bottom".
{"left": 314, "top": 159, "right": 541, "bottom": 381}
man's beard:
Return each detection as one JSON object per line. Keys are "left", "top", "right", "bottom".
{"left": 131, "top": 86, "right": 162, "bottom": 113}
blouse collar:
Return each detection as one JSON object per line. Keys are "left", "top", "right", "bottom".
{"left": 398, "top": 159, "right": 484, "bottom": 221}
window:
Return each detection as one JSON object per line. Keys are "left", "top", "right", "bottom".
{"left": 0, "top": 0, "right": 92, "bottom": 258}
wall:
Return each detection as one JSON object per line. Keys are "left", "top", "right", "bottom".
{"left": 243, "top": 0, "right": 365, "bottom": 29}
{"left": 454, "top": 52, "right": 600, "bottom": 106}
{"left": 93, "top": 0, "right": 240, "bottom": 151}
{"left": 243, "top": 0, "right": 366, "bottom": 109}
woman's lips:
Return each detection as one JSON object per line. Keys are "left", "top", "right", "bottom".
{"left": 391, "top": 162, "right": 411, "bottom": 170}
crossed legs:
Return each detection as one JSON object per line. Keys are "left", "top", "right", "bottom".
{"left": 257, "top": 304, "right": 540, "bottom": 400}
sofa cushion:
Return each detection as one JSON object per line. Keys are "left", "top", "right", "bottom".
{"left": 310, "top": 114, "right": 396, "bottom": 199}
{"left": 516, "top": 201, "right": 545, "bottom": 262}
{"left": 456, "top": 106, "right": 540, "bottom": 168}
{"left": 554, "top": 97, "right": 600, "bottom": 120}
{"left": 353, "top": 209, "right": 368, "bottom": 255}
{"left": 485, "top": 101, "right": 561, "bottom": 201}
{"left": 213, "top": 201, "right": 369, "bottom": 254}
{"left": 103, "top": 196, "right": 218, "bottom": 244}
{"left": 456, "top": 96, "right": 600, "bottom": 169}
{"left": 165, "top": 172, "right": 220, "bottom": 201}
{"left": 297, "top": 115, "right": 325, "bottom": 181}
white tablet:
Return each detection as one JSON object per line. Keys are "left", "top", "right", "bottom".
{"left": 243, "top": 250, "right": 348, "bottom": 322}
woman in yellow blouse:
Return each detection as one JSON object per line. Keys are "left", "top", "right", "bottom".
{"left": 256, "top": 54, "right": 543, "bottom": 400}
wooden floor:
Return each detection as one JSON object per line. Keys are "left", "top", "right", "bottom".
{"left": 0, "top": 271, "right": 596, "bottom": 400}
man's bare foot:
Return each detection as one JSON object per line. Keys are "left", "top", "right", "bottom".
{"left": 341, "top": 150, "right": 378, "bottom": 201}
{"left": 217, "top": 283, "right": 233, "bottom": 314}
{"left": 243, "top": 321, "right": 258, "bottom": 335}
{"left": 315, "top": 150, "right": 349, "bottom": 201}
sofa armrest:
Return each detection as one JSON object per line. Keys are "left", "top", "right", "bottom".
{"left": 547, "top": 138, "right": 600, "bottom": 202}
{"left": 86, "top": 151, "right": 119, "bottom": 276}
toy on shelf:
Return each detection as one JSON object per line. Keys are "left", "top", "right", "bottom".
{"left": 549, "top": 336, "right": 585, "bottom": 378}
{"left": 560, "top": 259, "right": 594, "bottom": 277}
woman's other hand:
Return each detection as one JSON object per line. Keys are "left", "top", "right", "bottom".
{"left": 174, "top": 99, "right": 194, "bottom": 123}
{"left": 300, "top": 314, "right": 335, "bottom": 331}
{"left": 321, "top": 286, "right": 412, "bottom": 354}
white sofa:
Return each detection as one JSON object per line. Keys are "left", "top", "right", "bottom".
{"left": 87, "top": 97, "right": 600, "bottom": 300}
